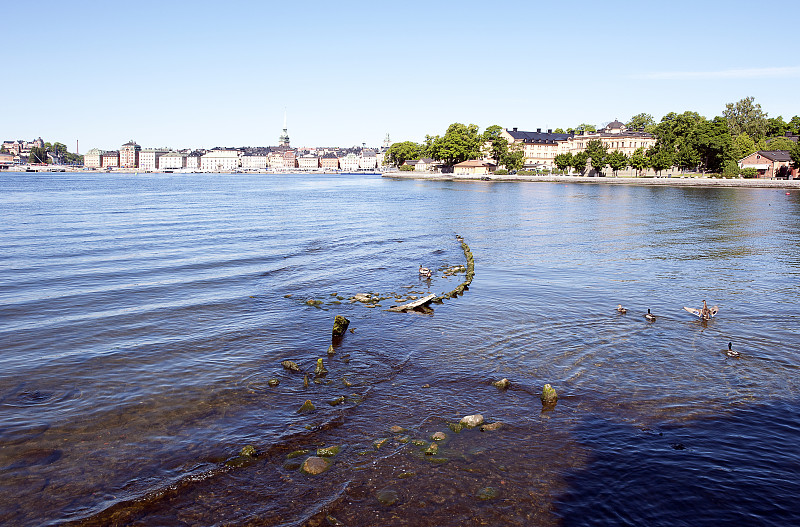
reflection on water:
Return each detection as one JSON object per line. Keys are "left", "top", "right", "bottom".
{"left": 1, "top": 173, "right": 799, "bottom": 526}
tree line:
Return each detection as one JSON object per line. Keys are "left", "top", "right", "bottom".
{"left": 1, "top": 141, "right": 83, "bottom": 165}
{"left": 386, "top": 97, "right": 800, "bottom": 175}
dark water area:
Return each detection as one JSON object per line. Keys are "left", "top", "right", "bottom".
{"left": 1, "top": 172, "right": 799, "bottom": 526}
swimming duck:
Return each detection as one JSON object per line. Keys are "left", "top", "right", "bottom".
{"left": 644, "top": 309, "right": 656, "bottom": 322}
{"left": 418, "top": 265, "right": 432, "bottom": 278}
{"left": 616, "top": 304, "right": 627, "bottom": 314}
{"left": 683, "top": 300, "right": 719, "bottom": 320}
{"left": 725, "top": 342, "right": 740, "bottom": 358}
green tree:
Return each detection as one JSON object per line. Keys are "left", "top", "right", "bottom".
{"left": 649, "top": 150, "right": 673, "bottom": 175}
{"left": 0, "top": 144, "right": 6, "bottom": 153}
{"left": 629, "top": 147, "right": 649, "bottom": 177}
{"left": 730, "top": 133, "right": 757, "bottom": 163}
{"left": 572, "top": 151, "right": 589, "bottom": 173}
{"left": 428, "top": 123, "right": 482, "bottom": 167}
{"left": 765, "top": 137, "right": 797, "bottom": 151}
{"left": 554, "top": 152, "right": 573, "bottom": 173}
{"left": 766, "top": 116, "right": 787, "bottom": 138}
{"left": 575, "top": 123, "right": 597, "bottom": 133}
{"left": 501, "top": 143, "right": 524, "bottom": 171}
{"left": 386, "top": 141, "right": 421, "bottom": 166}
{"left": 585, "top": 139, "right": 608, "bottom": 175}
{"left": 553, "top": 128, "right": 565, "bottom": 134}
{"left": 694, "top": 116, "right": 731, "bottom": 173}
{"left": 626, "top": 113, "right": 656, "bottom": 131}
{"left": 788, "top": 116, "right": 800, "bottom": 136}
{"left": 606, "top": 150, "right": 628, "bottom": 176}
{"left": 483, "top": 124, "right": 509, "bottom": 165}
{"left": 28, "top": 146, "right": 49, "bottom": 164}
{"left": 724, "top": 96, "right": 768, "bottom": 141}
{"left": 790, "top": 141, "right": 800, "bottom": 169}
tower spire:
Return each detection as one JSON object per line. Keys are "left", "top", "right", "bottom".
{"left": 279, "top": 108, "right": 290, "bottom": 147}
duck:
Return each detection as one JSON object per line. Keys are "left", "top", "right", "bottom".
{"left": 644, "top": 309, "right": 656, "bottom": 322}
{"left": 616, "top": 304, "right": 627, "bottom": 314}
{"left": 418, "top": 265, "right": 432, "bottom": 278}
{"left": 725, "top": 342, "right": 740, "bottom": 358}
{"left": 683, "top": 300, "right": 718, "bottom": 320}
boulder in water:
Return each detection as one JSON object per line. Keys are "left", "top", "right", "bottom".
{"left": 460, "top": 414, "right": 484, "bottom": 428}
{"left": 297, "top": 400, "right": 315, "bottom": 413}
{"left": 492, "top": 378, "right": 510, "bottom": 390}
{"left": 301, "top": 456, "right": 331, "bottom": 475}
{"left": 281, "top": 360, "right": 301, "bottom": 372}
{"left": 332, "top": 315, "right": 350, "bottom": 337}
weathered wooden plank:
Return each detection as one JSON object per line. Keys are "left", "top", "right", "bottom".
{"left": 387, "top": 293, "right": 437, "bottom": 312}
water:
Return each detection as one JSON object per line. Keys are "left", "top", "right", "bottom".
{"left": 1, "top": 173, "right": 799, "bottom": 526}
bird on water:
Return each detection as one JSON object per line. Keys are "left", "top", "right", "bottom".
{"left": 418, "top": 265, "right": 432, "bottom": 278}
{"left": 726, "top": 342, "right": 740, "bottom": 358}
{"left": 644, "top": 309, "right": 656, "bottom": 322}
{"left": 684, "top": 300, "right": 719, "bottom": 320}
{"left": 616, "top": 304, "right": 627, "bottom": 314}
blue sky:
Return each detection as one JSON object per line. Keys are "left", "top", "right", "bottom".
{"left": 4, "top": 0, "right": 798, "bottom": 151}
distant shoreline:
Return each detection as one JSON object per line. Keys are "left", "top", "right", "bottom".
{"left": 383, "top": 171, "right": 800, "bottom": 189}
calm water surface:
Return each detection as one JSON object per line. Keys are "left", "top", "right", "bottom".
{"left": 1, "top": 173, "right": 799, "bottom": 526}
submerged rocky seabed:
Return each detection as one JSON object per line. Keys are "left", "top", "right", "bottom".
{"left": 2, "top": 173, "right": 800, "bottom": 526}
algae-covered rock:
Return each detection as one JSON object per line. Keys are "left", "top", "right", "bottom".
{"left": 240, "top": 445, "right": 257, "bottom": 457}
{"left": 303, "top": 374, "right": 309, "bottom": 388}
{"left": 332, "top": 315, "right": 350, "bottom": 337}
{"left": 314, "top": 358, "right": 328, "bottom": 376}
{"left": 373, "top": 437, "right": 389, "bottom": 449}
{"left": 342, "top": 378, "right": 353, "bottom": 387}
{"left": 389, "top": 425, "right": 407, "bottom": 434}
{"left": 492, "top": 378, "right": 510, "bottom": 390}
{"left": 376, "top": 488, "right": 399, "bottom": 506}
{"left": 327, "top": 344, "right": 335, "bottom": 356}
{"left": 541, "top": 384, "right": 558, "bottom": 404}
{"left": 297, "top": 400, "right": 315, "bottom": 413}
{"left": 305, "top": 299, "right": 323, "bottom": 307}
{"left": 317, "top": 445, "right": 341, "bottom": 457}
{"left": 328, "top": 395, "right": 345, "bottom": 406}
{"left": 476, "top": 486, "right": 498, "bottom": 500}
{"left": 286, "top": 449, "right": 310, "bottom": 459}
{"left": 432, "top": 432, "right": 447, "bottom": 441}
{"left": 281, "top": 360, "right": 301, "bottom": 372}
{"left": 326, "top": 514, "right": 344, "bottom": 526}
{"left": 353, "top": 294, "right": 371, "bottom": 303}
{"left": 397, "top": 471, "right": 416, "bottom": 479}
{"left": 460, "top": 414, "right": 484, "bottom": 428}
{"left": 448, "top": 422, "right": 464, "bottom": 434}
{"left": 268, "top": 378, "right": 280, "bottom": 387}
{"left": 301, "top": 456, "right": 331, "bottom": 475}
{"left": 411, "top": 439, "right": 428, "bottom": 447}
{"left": 424, "top": 442, "right": 439, "bottom": 455}
{"left": 480, "top": 422, "right": 503, "bottom": 432}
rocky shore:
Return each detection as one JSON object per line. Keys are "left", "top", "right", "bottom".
{"left": 384, "top": 171, "right": 800, "bottom": 189}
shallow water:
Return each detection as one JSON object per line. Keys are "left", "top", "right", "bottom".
{"left": 1, "top": 173, "right": 799, "bottom": 526}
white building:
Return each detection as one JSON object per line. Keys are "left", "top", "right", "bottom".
{"left": 201, "top": 149, "right": 241, "bottom": 172}
{"left": 159, "top": 151, "right": 187, "bottom": 170}
{"left": 340, "top": 153, "right": 360, "bottom": 172}
{"left": 186, "top": 151, "right": 203, "bottom": 171}
{"left": 139, "top": 148, "right": 169, "bottom": 171}
{"left": 84, "top": 148, "right": 103, "bottom": 168}
{"left": 298, "top": 154, "right": 319, "bottom": 170}
{"left": 359, "top": 149, "right": 377, "bottom": 170}
{"left": 241, "top": 153, "right": 268, "bottom": 171}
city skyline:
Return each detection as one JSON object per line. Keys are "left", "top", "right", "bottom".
{"left": 4, "top": 0, "right": 799, "bottom": 151}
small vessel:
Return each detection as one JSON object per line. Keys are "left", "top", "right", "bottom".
{"left": 684, "top": 300, "right": 718, "bottom": 320}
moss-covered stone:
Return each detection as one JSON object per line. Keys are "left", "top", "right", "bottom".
{"left": 268, "top": 378, "right": 280, "bottom": 387}
{"left": 376, "top": 488, "right": 399, "bottom": 506}
{"left": 460, "top": 414, "right": 484, "bottom": 428}
{"left": 541, "top": 383, "right": 558, "bottom": 404}
{"left": 328, "top": 395, "right": 345, "bottom": 406}
{"left": 327, "top": 344, "right": 335, "bottom": 356}
{"left": 316, "top": 445, "right": 341, "bottom": 457}
{"left": 397, "top": 471, "right": 416, "bottom": 479}
{"left": 240, "top": 445, "right": 257, "bottom": 457}
{"left": 373, "top": 437, "right": 389, "bottom": 449}
{"left": 281, "top": 360, "right": 301, "bottom": 372}
{"left": 492, "top": 378, "right": 510, "bottom": 390}
{"left": 314, "top": 358, "right": 328, "bottom": 376}
{"left": 448, "top": 422, "right": 464, "bottom": 434}
{"left": 480, "top": 422, "right": 503, "bottom": 432}
{"left": 411, "top": 439, "right": 428, "bottom": 446}
{"left": 476, "top": 486, "right": 498, "bottom": 500}
{"left": 424, "top": 442, "right": 439, "bottom": 455}
{"left": 342, "top": 378, "right": 353, "bottom": 387}
{"left": 301, "top": 456, "right": 331, "bottom": 475}
{"left": 303, "top": 374, "right": 309, "bottom": 388}
{"left": 286, "top": 449, "right": 310, "bottom": 459}
{"left": 389, "top": 425, "right": 407, "bottom": 434}
{"left": 431, "top": 432, "right": 447, "bottom": 441}
{"left": 297, "top": 400, "right": 315, "bottom": 413}
{"left": 332, "top": 315, "right": 350, "bottom": 337}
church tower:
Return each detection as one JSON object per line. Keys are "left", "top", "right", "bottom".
{"left": 279, "top": 109, "right": 290, "bottom": 147}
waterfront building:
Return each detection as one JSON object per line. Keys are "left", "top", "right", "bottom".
{"left": 2, "top": 141, "right": 21, "bottom": 155}
{"left": 359, "top": 149, "right": 377, "bottom": 170}
{"left": 119, "top": 140, "right": 141, "bottom": 168}
{"left": 241, "top": 152, "right": 269, "bottom": 171}
{"left": 83, "top": 148, "right": 103, "bottom": 168}
{"left": 340, "top": 153, "right": 360, "bottom": 172}
{"left": 454, "top": 159, "right": 496, "bottom": 175}
{"left": 186, "top": 151, "right": 203, "bottom": 171}
{"left": 298, "top": 154, "right": 319, "bottom": 170}
{"left": 320, "top": 152, "right": 339, "bottom": 170}
{"left": 414, "top": 158, "right": 439, "bottom": 172}
{"left": 159, "top": 151, "right": 187, "bottom": 170}
{"left": 501, "top": 120, "right": 656, "bottom": 170}
{"left": 201, "top": 149, "right": 241, "bottom": 172}
{"left": 282, "top": 149, "right": 297, "bottom": 169}
{"left": 0, "top": 152, "right": 13, "bottom": 167}
{"left": 101, "top": 150, "right": 120, "bottom": 168}
{"left": 738, "top": 150, "right": 797, "bottom": 179}
{"left": 139, "top": 148, "right": 169, "bottom": 171}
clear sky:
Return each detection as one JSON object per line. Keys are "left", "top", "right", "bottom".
{"left": 4, "top": 0, "right": 798, "bottom": 152}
